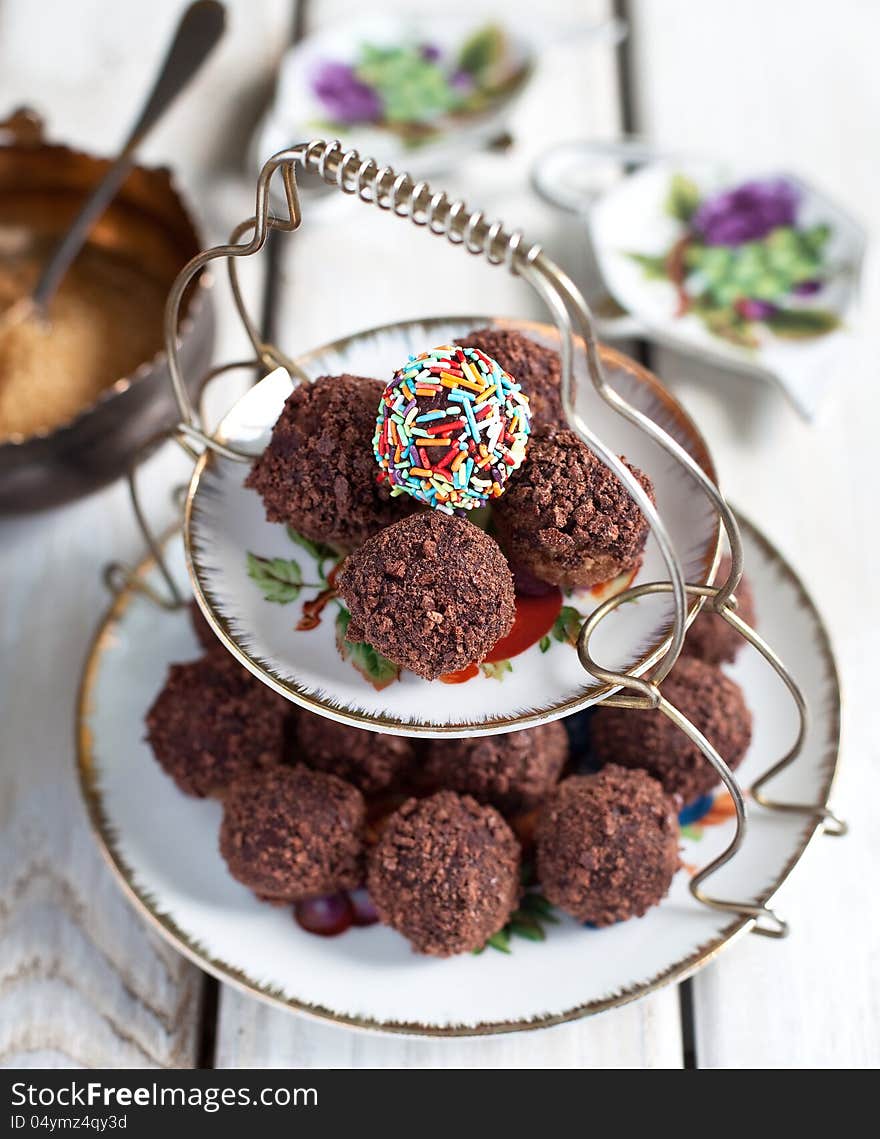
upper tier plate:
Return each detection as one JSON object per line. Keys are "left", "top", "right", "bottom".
{"left": 185, "top": 317, "right": 720, "bottom": 736}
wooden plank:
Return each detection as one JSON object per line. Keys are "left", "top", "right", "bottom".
{"left": 215, "top": 998, "right": 683, "bottom": 1070}
{"left": 0, "top": 449, "right": 204, "bottom": 1068}
{"left": 213, "top": 0, "right": 686, "bottom": 1068}
{"left": 0, "top": 243, "right": 267, "bottom": 1072}
{"left": 269, "top": 0, "right": 626, "bottom": 351}
{"left": 0, "top": 0, "right": 287, "bottom": 1068}
{"left": 629, "top": 0, "right": 880, "bottom": 1068}
{"left": 0, "top": 0, "right": 291, "bottom": 191}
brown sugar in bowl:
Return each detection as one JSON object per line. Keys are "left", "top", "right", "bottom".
{"left": 0, "top": 110, "right": 214, "bottom": 512}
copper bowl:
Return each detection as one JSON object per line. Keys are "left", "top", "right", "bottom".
{"left": 0, "top": 109, "right": 215, "bottom": 513}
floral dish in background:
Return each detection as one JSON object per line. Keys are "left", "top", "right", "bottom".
{"left": 533, "top": 143, "right": 866, "bottom": 419}
{"left": 628, "top": 174, "right": 841, "bottom": 349}
{"left": 307, "top": 23, "right": 526, "bottom": 149}
{"left": 254, "top": 16, "right": 535, "bottom": 181}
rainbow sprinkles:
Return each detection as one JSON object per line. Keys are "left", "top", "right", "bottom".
{"left": 373, "top": 344, "right": 531, "bottom": 513}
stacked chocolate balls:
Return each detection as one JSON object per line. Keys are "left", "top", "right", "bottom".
{"left": 144, "top": 330, "right": 756, "bottom": 955}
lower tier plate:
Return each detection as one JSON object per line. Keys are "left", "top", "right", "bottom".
{"left": 77, "top": 513, "right": 839, "bottom": 1035}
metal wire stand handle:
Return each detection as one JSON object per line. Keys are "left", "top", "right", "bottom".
{"left": 161, "top": 139, "right": 696, "bottom": 665}
{"left": 579, "top": 580, "right": 846, "bottom": 937}
{"left": 104, "top": 359, "right": 257, "bottom": 608}
{"left": 111, "top": 139, "right": 844, "bottom": 935}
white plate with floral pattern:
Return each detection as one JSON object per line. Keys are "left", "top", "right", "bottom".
{"left": 184, "top": 316, "right": 720, "bottom": 737}
{"left": 533, "top": 144, "right": 866, "bottom": 419}
{"left": 77, "top": 513, "right": 840, "bottom": 1035}
{"left": 254, "top": 15, "right": 536, "bottom": 186}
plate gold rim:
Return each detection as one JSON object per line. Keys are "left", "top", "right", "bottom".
{"left": 183, "top": 315, "right": 722, "bottom": 736}
{"left": 75, "top": 511, "right": 841, "bottom": 1037}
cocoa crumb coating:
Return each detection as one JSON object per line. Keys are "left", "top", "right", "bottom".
{"left": 220, "top": 765, "right": 366, "bottom": 902}
{"left": 420, "top": 721, "right": 569, "bottom": 815}
{"left": 336, "top": 511, "right": 515, "bottom": 680}
{"left": 683, "top": 556, "right": 757, "bottom": 665}
{"left": 297, "top": 708, "right": 416, "bottom": 794}
{"left": 492, "top": 427, "right": 654, "bottom": 590}
{"left": 536, "top": 765, "right": 680, "bottom": 925}
{"left": 462, "top": 327, "right": 565, "bottom": 430}
{"left": 590, "top": 655, "right": 753, "bottom": 804}
{"left": 367, "top": 790, "right": 521, "bottom": 956}
{"left": 245, "top": 374, "right": 416, "bottom": 550}
{"left": 145, "top": 653, "right": 289, "bottom": 798}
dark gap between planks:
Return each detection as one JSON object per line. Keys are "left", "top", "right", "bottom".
{"left": 614, "top": 0, "right": 699, "bottom": 1071}
{"left": 195, "top": 0, "right": 307, "bottom": 1071}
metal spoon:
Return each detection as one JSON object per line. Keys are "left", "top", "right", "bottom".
{"left": 23, "top": 0, "right": 226, "bottom": 323}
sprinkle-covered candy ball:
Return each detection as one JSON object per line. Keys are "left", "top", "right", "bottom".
{"left": 372, "top": 345, "right": 531, "bottom": 513}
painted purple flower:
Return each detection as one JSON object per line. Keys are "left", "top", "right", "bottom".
{"left": 450, "top": 68, "right": 476, "bottom": 94}
{"left": 694, "top": 179, "right": 800, "bottom": 246}
{"left": 735, "top": 298, "right": 778, "bottom": 321}
{"left": 420, "top": 42, "right": 442, "bottom": 62}
{"left": 793, "top": 278, "right": 823, "bottom": 296}
{"left": 311, "top": 61, "right": 382, "bottom": 124}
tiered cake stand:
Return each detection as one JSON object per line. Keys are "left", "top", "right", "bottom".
{"left": 76, "top": 141, "right": 845, "bottom": 1034}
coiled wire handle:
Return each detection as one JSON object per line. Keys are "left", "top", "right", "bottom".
{"left": 163, "top": 139, "right": 691, "bottom": 682}
{"left": 146, "top": 139, "right": 844, "bottom": 934}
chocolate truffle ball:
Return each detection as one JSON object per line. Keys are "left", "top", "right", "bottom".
{"left": 421, "top": 722, "right": 569, "bottom": 815}
{"left": 536, "top": 765, "right": 680, "bottom": 925}
{"left": 336, "top": 511, "right": 515, "bottom": 680}
{"left": 145, "top": 654, "right": 289, "bottom": 798}
{"left": 373, "top": 344, "right": 530, "bottom": 512}
{"left": 297, "top": 708, "right": 415, "bottom": 794}
{"left": 590, "top": 655, "right": 753, "bottom": 804}
{"left": 683, "top": 556, "right": 757, "bottom": 665}
{"left": 463, "top": 327, "right": 565, "bottom": 430}
{"left": 245, "top": 373, "right": 415, "bottom": 550}
{"left": 367, "top": 791, "right": 520, "bottom": 956}
{"left": 220, "top": 765, "right": 365, "bottom": 902}
{"left": 493, "top": 427, "right": 654, "bottom": 590}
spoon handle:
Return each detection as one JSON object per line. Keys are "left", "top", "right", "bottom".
{"left": 32, "top": 0, "right": 226, "bottom": 313}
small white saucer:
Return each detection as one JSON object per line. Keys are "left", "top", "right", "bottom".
{"left": 533, "top": 141, "right": 866, "bottom": 419}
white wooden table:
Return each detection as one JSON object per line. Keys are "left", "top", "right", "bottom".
{"left": 1, "top": 0, "right": 877, "bottom": 1069}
